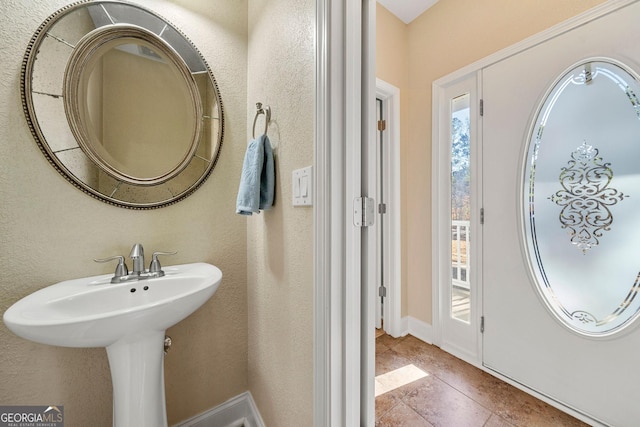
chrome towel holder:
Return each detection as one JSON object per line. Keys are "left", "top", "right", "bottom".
{"left": 252, "top": 102, "right": 271, "bottom": 138}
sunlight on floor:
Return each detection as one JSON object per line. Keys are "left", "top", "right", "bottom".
{"left": 452, "top": 287, "right": 470, "bottom": 323}
{"left": 374, "top": 364, "right": 429, "bottom": 397}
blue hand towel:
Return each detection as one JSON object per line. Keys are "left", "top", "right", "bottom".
{"left": 236, "top": 134, "right": 275, "bottom": 215}
{"left": 259, "top": 136, "right": 275, "bottom": 210}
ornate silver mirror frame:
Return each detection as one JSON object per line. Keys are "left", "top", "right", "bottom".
{"left": 21, "top": 0, "right": 224, "bottom": 209}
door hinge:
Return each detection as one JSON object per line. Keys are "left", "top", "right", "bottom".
{"left": 354, "top": 197, "right": 375, "bottom": 227}
{"left": 480, "top": 207, "right": 484, "bottom": 225}
{"left": 378, "top": 286, "right": 387, "bottom": 298}
{"left": 378, "top": 203, "right": 387, "bottom": 214}
{"left": 377, "top": 119, "right": 386, "bottom": 131}
{"left": 480, "top": 99, "right": 484, "bottom": 116}
{"left": 480, "top": 316, "right": 485, "bottom": 333}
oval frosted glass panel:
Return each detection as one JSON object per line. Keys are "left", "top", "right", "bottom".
{"left": 523, "top": 59, "right": 640, "bottom": 337}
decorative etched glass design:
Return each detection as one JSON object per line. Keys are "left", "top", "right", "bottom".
{"left": 549, "top": 141, "right": 628, "bottom": 254}
{"left": 523, "top": 59, "right": 640, "bottom": 336}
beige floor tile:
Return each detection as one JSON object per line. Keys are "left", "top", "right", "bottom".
{"left": 375, "top": 333, "right": 589, "bottom": 427}
{"left": 403, "top": 376, "right": 492, "bottom": 427}
{"left": 376, "top": 401, "right": 433, "bottom": 427}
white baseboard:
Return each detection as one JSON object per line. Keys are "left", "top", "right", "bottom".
{"left": 402, "top": 316, "right": 434, "bottom": 345}
{"left": 174, "top": 391, "right": 265, "bottom": 427}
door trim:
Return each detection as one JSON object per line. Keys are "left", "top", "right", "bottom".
{"left": 314, "top": 0, "right": 351, "bottom": 424}
{"left": 313, "top": 0, "right": 374, "bottom": 425}
{"left": 375, "top": 79, "right": 402, "bottom": 338}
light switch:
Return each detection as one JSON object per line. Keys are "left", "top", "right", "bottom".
{"left": 294, "top": 175, "right": 301, "bottom": 197}
{"left": 292, "top": 166, "right": 312, "bottom": 206}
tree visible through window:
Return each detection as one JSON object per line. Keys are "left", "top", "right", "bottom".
{"left": 450, "top": 95, "right": 471, "bottom": 322}
{"left": 451, "top": 110, "right": 470, "bottom": 222}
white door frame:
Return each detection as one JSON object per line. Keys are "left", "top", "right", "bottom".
{"left": 375, "top": 79, "right": 402, "bottom": 338}
{"left": 431, "top": 73, "right": 483, "bottom": 366}
{"left": 313, "top": 0, "right": 375, "bottom": 425}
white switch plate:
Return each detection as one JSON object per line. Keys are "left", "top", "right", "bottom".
{"left": 292, "top": 166, "right": 312, "bottom": 206}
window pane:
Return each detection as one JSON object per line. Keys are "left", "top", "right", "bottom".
{"left": 451, "top": 94, "right": 470, "bottom": 323}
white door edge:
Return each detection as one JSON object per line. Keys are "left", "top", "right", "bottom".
{"left": 375, "top": 78, "right": 402, "bottom": 338}
{"left": 313, "top": 0, "right": 374, "bottom": 425}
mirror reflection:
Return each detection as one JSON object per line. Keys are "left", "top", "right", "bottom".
{"left": 22, "top": 1, "right": 223, "bottom": 208}
{"left": 66, "top": 29, "right": 201, "bottom": 185}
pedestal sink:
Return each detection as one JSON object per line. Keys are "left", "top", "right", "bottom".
{"left": 3, "top": 262, "right": 222, "bottom": 427}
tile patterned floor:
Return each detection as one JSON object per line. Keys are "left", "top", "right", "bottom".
{"left": 375, "top": 333, "right": 589, "bottom": 427}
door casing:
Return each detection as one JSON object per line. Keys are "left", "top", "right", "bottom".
{"left": 375, "top": 78, "right": 402, "bottom": 338}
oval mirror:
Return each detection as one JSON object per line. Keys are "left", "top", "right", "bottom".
{"left": 22, "top": 0, "right": 224, "bottom": 208}
{"left": 522, "top": 58, "right": 640, "bottom": 337}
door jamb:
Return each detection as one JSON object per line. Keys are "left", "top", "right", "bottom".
{"left": 375, "top": 78, "right": 402, "bottom": 338}
{"left": 313, "top": 0, "right": 374, "bottom": 425}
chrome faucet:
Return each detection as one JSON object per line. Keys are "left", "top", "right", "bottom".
{"left": 129, "top": 243, "right": 145, "bottom": 275}
{"left": 95, "top": 243, "right": 176, "bottom": 283}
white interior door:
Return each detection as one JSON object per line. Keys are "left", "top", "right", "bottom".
{"left": 482, "top": 3, "right": 640, "bottom": 425}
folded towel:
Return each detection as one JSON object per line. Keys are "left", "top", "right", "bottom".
{"left": 236, "top": 134, "right": 275, "bottom": 215}
{"left": 259, "top": 136, "right": 275, "bottom": 210}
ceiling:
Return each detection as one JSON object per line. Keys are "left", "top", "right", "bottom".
{"left": 377, "top": 0, "right": 439, "bottom": 24}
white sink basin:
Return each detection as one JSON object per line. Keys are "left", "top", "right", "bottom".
{"left": 3, "top": 262, "right": 222, "bottom": 427}
{"left": 4, "top": 262, "right": 222, "bottom": 348}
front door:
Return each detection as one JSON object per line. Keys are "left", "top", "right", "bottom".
{"left": 482, "top": 2, "right": 640, "bottom": 425}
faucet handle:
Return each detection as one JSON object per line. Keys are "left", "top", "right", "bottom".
{"left": 94, "top": 255, "right": 129, "bottom": 279}
{"left": 149, "top": 251, "right": 177, "bottom": 274}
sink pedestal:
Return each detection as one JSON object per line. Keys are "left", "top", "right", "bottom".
{"left": 106, "top": 331, "right": 168, "bottom": 427}
{"left": 3, "top": 262, "right": 222, "bottom": 427}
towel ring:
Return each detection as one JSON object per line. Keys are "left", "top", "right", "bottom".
{"left": 252, "top": 102, "right": 271, "bottom": 138}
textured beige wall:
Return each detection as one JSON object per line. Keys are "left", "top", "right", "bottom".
{"left": 246, "top": 0, "right": 315, "bottom": 426}
{"left": 378, "top": 0, "right": 607, "bottom": 325}
{"left": 0, "top": 1, "right": 248, "bottom": 426}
